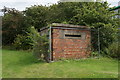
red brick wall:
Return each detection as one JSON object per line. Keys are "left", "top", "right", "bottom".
{"left": 52, "top": 28, "right": 91, "bottom": 60}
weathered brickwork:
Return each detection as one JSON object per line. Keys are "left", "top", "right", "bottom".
{"left": 39, "top": 23, "right": 91, "bottom": 61}
{"left": 52, "top": 28, "right": 91, "bottom": 60}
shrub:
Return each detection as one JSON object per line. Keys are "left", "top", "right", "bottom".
{"left": 91, "top": 52, "right": 99, "bottom": 58}
{"left": 33, "top": 35, "right": 49, "bottom": 62}
{"left": 105, "top": 42, "right": 120, "bottom": 59}
{"left": 13, "top": 26, "right": 38, "bottom": 50}
{"left": 27, "top": 27, "right": 50, "bottom": 62}
{"left": 13, "top": 26, "right": 50, "bottom": 62}
{"left": 13, "top": 34, "right": 33, "bottom": 50}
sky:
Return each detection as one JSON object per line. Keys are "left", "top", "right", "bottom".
{"left": 0, "top": 0, "right": 120, "bottom": 15}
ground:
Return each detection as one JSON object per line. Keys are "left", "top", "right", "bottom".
{"left": 2, "top": 49, "right": 118, "bottom": 78}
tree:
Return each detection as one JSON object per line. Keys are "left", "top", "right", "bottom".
{"left": 68, "top": 2, "right": 118, "bottom": 51}
{"left": 2, "top": 8, "right": 28, "bottom": 45}
{"left": 24, "top": 2, "right": 118, "bottom": 52}
{"left": 47, "top": 2, "right": 118, "bottom": 52}
{"left": 24, "top": 5, "right": 48, "bottom": 29}
{"left": 3, "top": 2, "right": 118, "bottom": 54}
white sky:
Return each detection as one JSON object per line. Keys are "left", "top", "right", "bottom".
{"left": 0, "top": 0, "right": 120, "bottom": 15}
{"left": 0, "top": 0, "right": 59, "bottom": 11}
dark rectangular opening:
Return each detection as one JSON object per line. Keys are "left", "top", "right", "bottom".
{"left": 65, "top": 34, "right": 81, "bottom": 37}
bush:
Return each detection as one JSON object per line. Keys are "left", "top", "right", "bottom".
{"left": 105, "top": 42, "right": 120, "bottom": 59}
{"left": 13, "top": 26, "right": 50, "bottom": 62}
{"left": 13, "top": 26, "right": 38, "bottom": 50}
{"left": 27, "top": 26, "right": 49, "bottom": 62}
{"left": 13, "top": 34, "right": 33, "bottom": 50}
{"left": 33, "top": 35, "right": 49, "bottom": 62}
{"left": 91, "top": 52, "right": 99, "bottom": 58}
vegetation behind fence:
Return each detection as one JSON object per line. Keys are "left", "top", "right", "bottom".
{"left": 2, "top": 2, "right": 120, "bottom": 60}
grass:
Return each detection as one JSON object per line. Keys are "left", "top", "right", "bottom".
{"left": 2, "top": 49, "right": 118, "bottom": 78}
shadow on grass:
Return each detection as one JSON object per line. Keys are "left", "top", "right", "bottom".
{"left": 14, "top": 54, "right": 46, "bottom": 67}
{"left": 2, "top": 49, "right": 46, "bottom": 67}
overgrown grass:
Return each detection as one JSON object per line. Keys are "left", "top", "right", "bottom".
{"left": 2, "top": 49, "right": 118, "bottom": 78}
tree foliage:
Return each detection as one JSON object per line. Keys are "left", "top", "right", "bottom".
{"left": 2, "top": 9, "right": 28, "bottom": 45}
{"left": 24, "top": 5, "right": 48, "bottom": 29}
{"left": 2, "top": 2, "right": 119, "bottom": 58}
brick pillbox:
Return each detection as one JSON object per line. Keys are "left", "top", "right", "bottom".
{"left": 39, "top": 23, "right": 91, "bottom": 61}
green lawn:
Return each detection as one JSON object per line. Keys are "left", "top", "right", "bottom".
{"left": 2, "top": 49, "right": 118, "bottom": 78}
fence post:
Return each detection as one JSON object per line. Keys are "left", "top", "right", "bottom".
{"left": 49, "top": 26, "right": 52, "bottom": 62}
{"left": 98, "top": 28, "right": 100, "bottom": 58}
